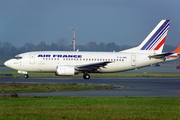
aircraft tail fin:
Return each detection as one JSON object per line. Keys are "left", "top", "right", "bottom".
{"left": 173, "top": 45, "right": 180, "bottom": 53}
{"left": 121, "top": 20, "right": 171, "bottom": 54}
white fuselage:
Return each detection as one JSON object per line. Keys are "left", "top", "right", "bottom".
{"left": 5, "top": 51, "right": 165, "bottom": 73}
{"left": 4, "top": 20, "right": 179, "bottom": 79}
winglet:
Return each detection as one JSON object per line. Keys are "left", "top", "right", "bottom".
{"left": 173, "top": 45, "right": 180, "bottom": 53}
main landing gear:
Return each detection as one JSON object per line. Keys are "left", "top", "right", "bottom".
{"left": 83, "top": 73, "right": 90, "bottom": 79}
{"left": 23, "top": 73, "right": 90, "bottom": 79}
{"left": 24, "top": 74, "right": 29, "bottom": 78}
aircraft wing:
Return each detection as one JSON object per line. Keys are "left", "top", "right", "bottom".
{"left": 76, "top": 61, "right": 111, "bottom": 72}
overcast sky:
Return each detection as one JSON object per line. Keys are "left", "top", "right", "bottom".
{"left": 0, "top": 0, "right": 180, "bottom": 47}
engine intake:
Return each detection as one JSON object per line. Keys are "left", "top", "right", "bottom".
{"left": 56, "top": 65, "right": 75, "bottom": 76}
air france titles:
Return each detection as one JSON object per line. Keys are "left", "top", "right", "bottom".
{"left": 38, "top": 54, "right": 82, "bottom": 58}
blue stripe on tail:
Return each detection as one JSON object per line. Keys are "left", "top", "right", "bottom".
{"left": 140, "top": 20, "right": 170, "bottom": 50}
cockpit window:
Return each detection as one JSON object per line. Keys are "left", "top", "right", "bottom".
{"left": 14, "top": 56, "right": 22, "bottom": 60}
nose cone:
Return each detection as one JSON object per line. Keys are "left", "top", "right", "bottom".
{"left": 4, "top": 60, "right": 12, "bottom": 68}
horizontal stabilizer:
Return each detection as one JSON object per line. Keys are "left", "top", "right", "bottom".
{"left": 149, "top": 52, "right": 173, "bottom": 59}
{"left": 149, "top": 45, "right": 180, "bottom": 59}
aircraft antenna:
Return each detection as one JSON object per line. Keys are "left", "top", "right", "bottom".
{"left": 70, "top": 27, "right": 77, "bottom": 51}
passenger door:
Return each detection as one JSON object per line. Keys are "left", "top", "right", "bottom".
{"left": 29, "top": 54, "right": 35, "bottom": 64}
{"left": 131, "top": 54, "right": 136, "bottom": 66}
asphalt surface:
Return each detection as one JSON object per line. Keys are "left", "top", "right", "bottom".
{"left": 0, "top": 77, "right": 180, "bottom": 97}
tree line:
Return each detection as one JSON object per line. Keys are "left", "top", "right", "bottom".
{"left": 0, "top": 41, "right": 177, "bottom": 57}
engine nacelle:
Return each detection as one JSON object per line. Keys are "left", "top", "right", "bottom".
{"left": 56, "top": 65, "right": 75, "bottom": 76}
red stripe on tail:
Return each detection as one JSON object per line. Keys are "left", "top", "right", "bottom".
{"left": 154, "top": 36, "right": 166, "bottom": 50}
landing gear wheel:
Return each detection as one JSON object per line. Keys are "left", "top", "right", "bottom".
{"left": 24, "top": 74, "right": 29, "bottom": 78}
{"left": 83, "top": 74, "right": 90, "bottom": 79}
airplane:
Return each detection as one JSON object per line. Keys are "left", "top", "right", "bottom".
{"left": 4, "top": 19, "right": 180, "bottom": 79}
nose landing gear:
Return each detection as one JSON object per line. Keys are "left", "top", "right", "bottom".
{"left": 24, "top": 74, "right": 29, "bottom": 78}
{"left": 18, "top": 71, "right": 29, "bottom": 78}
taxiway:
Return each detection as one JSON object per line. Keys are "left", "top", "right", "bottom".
{"left": 0, "top": 77, "right": 180, "bottom": 97}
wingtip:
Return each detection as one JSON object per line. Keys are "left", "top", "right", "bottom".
{"left": 173, "top": 45, "right": 180, "bottom": 53}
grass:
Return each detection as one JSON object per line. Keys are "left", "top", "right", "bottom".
{"left": 0, "top": 97, "right": 179, "bottom": 120}
{"left": 1, "top": 71, "right": 180, "bottom": 119}
{"left": 1, "top": 70, "right": 180, "bottom": 78}
{"left": 0, "top": 83, "right": 116, "bottom": 93}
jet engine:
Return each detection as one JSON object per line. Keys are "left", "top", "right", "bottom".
{"left": 55, "top": 65, "right": 75, "bottom": 76}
